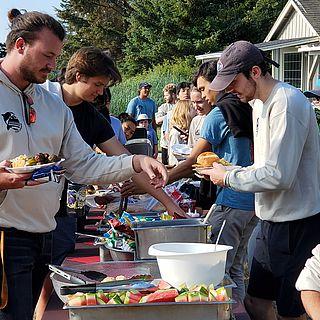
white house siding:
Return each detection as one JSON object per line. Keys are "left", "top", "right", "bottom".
{"left": 278, "top": 10, "right": 317, "bottom": 39}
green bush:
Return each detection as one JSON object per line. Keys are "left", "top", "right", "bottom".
{"left": 110, "top": 56, "right": 200, "bottom": 116}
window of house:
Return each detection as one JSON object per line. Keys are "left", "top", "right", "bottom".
{"left": 283, "top": 52, "right": 302, "bottom": 88}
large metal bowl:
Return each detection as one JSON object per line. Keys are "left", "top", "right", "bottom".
{"left": 101, "top": 245, "right": 135, "bottom": 261}
{"left": 132, "top": 218, "right": 209, "bottom": 260}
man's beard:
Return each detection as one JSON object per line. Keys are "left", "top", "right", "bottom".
{"left": 19, "top": 57, "right": 50, "bottom": 84}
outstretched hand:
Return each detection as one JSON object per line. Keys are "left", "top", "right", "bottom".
{"left": 132, "top": 155, "right": 168, "bottom": 188}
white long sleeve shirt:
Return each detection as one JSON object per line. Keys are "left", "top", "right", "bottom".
{"left": 225, "top": 82, "right": 320, "bottom": 222}
{"left": 296, "top": 244, "right": 320, "bottom": 292}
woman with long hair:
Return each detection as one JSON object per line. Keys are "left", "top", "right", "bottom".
{"left": 168, "top": 100, "right": 195, "bottom": 165}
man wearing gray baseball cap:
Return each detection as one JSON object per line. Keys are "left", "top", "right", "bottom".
{"left": 202, "top": 40, "right": 320, "bottom": 320}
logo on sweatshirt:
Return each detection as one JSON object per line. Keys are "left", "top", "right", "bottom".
{"left": 2, "top": 112, "right": 22, "bottom": 132}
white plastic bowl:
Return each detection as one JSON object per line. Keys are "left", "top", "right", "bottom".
{"left": 148, "top": 242, "right": 232, "bottom": 288}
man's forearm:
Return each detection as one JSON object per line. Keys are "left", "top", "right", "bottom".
{"left": 132, "top": 172, "right": 173, "bottom": 205}
{"left": 168, "top": 157, "right": 195, "bottom": 184}
{"left": 301, "top": 290, "right": 320, "bottom": 320}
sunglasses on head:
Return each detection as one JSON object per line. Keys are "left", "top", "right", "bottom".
{"left": 22, "top": 93, "right": 36, "bottom": 125}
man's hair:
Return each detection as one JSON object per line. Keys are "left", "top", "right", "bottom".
{"left": 163, "top": 83, "right": 176, "bottom": 95}
{"left": 118, "top": 113, "right": 137, "bottom": 125}
{"left": 190, "top": 84, "right": 200, "bottom": 94}
{"left": 176, "top": 82, "right": 191, "bottom": 95}
{"left": 64, "top": 47, "right": 122, "bottom": 86}
{"left": 6, "top": 9, "right": 65, "bottom": 52}
{"left": 241, "top": 60, "right": 271, "bottom": 79}
{"left": 192, "top": 61, "right": 218, "bottom": 86}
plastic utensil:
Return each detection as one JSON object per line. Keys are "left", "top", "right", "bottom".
{"left": 202, "top": 203, "right": 217, "bottom": 224}
{"left": 214, "top": 219, "right": 226, "bottom": 251}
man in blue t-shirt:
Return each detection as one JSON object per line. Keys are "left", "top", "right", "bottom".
{"left": 126, "top": 82, "right": 157, "bottom": 130}
{"left": 168, "top": 61, "right": 257, "bottom": 304}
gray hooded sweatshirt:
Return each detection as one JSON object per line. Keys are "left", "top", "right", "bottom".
{"left": 0, "top": 70, "right": 135, "bottom": 233}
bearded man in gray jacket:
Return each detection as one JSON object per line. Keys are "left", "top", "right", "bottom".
{"left": 0, "top": 9, "right": 167, "bottom": 320}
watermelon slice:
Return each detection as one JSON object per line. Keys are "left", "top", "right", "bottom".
{"left": 140, "top": 289, "right": 179, "bottom": 303}
{"left": 96, "top": 291, "right": 109, "bottom": 304}
{"left": 85, "top": 293, "right": 97, "bottom": 306}
{"left": 96, "top": 297, "right": 107, "bottom": 305}
{"left": 215, "top": 287, "right": 228, "bottom": 301}
{"left": 178, "top": 283, "right": 188, "bottom": 294}
{"left": 175, "top": 292, "right": 188, "bottom": 302}
{"left": 124, "top": 291, "right": 142, "bottom": 304}
{"left": 188, "top": 292, "right": 200, "bottom": 302}
{"left": 208, "top": 286, "right": 229, "bottom": 301}
{"left": 68, "top": 294, "right": 86, "bottom": 307}
{"left": 157, "top": 280, "right": 172, "bottom": 290}
{"left": 193, "top": 284, "right": 208, "bottom": 296}
{"left": 199, "top": 292, "right": 208, "bottom": 302}
{"left": 107, "top": 295, "right": 123, "bottom": 304}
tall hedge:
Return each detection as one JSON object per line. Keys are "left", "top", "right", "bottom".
{"left": 109, "top": 56, "right": 199, "bottom": 116}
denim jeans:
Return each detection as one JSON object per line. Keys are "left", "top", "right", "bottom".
{"left": 52, "top": 216, "right": 77, "bottom": 265}
{"left": 208, "top": 205, "right": 258, "bottom": 302}
{"left": 0, "top": 228, "right": 52, "bottom": 320}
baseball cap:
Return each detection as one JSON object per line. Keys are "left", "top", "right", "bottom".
{"left": 139, "top": 82, "right": 152, "bottom": 89}
{"left": 304, "top": 89, "right": 320, "bottom": 99}
{"left": 210, "top": 40, "right": 278, "bottom": 92}
{"left": 136, "top": 114, "right": 151, "bottom": 122}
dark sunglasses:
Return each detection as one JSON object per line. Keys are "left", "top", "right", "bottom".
{"left": 22, "top": 93, "right": 36, "bottom": 125}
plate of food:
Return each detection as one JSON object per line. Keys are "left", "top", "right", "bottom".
{"left": 192, "top": 152, "right": 232, "bottom": 174}
{"left": 171, "top": 144, "right": 192, "bottom": 156}
{"left": 1, "top": 153, "right": 64, "bottom": 173}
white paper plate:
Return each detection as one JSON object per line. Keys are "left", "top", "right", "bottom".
{"left": 193, "top": 165, "right": 240, "bottom": 175}
{"left": 1, "top": 159, "right": 65, "bottom": 174}
{"left": 171, "top": 144, "right": 191, "bottom": 156}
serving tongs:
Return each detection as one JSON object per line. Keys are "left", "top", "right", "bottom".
{"left": 60, "top": 279, "right": 157, "bottom": 295}
{"left": 50, "top": 264, "right": 107, "bottom": 282}
{"left": 49, "top": 264, "right": 87, "bottom": 284}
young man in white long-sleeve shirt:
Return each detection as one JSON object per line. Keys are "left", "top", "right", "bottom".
{"left": 202, "top": 40, "right": 320, "bottom": 320}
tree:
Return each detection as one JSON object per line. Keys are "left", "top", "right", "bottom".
{"left": 56, "top": 0, "right": 130, "bottom": 69}
{"left": 57, "top": 0, "right": 286, "bottom": 76}
{"left": 0, "top": 43, "right": 6, "bottom": 58}
{"left": 123, "top": 0, "right": 286, "bottom": 75}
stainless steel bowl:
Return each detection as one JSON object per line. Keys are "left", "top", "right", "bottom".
{"left": 132, "top": 218, "right": 209, "bottom": 260}
{"left": 104, "top": 245, "right": 135, "bottom": 261}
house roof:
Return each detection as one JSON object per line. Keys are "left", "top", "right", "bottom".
{"left": 195, "top": 36, "right": 319, "bottom": 61}
{"left": 265, "top": 0, "right": 320, "bottom": 41}
{"left": 294, "top": 0, "right": 320, "bottom": 35}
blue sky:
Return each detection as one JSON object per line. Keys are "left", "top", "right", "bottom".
{"left": 0, "top": 1, "right": 61, "bottom": 43}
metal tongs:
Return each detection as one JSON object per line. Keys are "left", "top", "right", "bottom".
{"left": 60, "top": 279, "right": 157, "bottom": 295}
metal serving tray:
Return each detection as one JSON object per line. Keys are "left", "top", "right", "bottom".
{"left": 131, "top": 218, "right": 209, "bottom": 260}
{"left": 62, "top": 261, "right": 235, "bottom": 320}
{"left": 66, "top": 300, "right": 233, "bottom": 320}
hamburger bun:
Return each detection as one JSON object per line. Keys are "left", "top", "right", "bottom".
{"left": 196, "top": 152, "right": 220, "bottom": 167}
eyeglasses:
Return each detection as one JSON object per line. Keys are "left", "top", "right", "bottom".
{"left": 22, "top": 93, "right": 36, "bottom": 125}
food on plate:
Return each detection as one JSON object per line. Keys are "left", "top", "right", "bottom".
{"left": 193, "top": 151, "right": 231, "bottom": 167}
{"left": 86, "top": 185, "right": 96, "bottom": 195}
{"left": 10, "top": 153, "right": 61, "bottom": 168}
